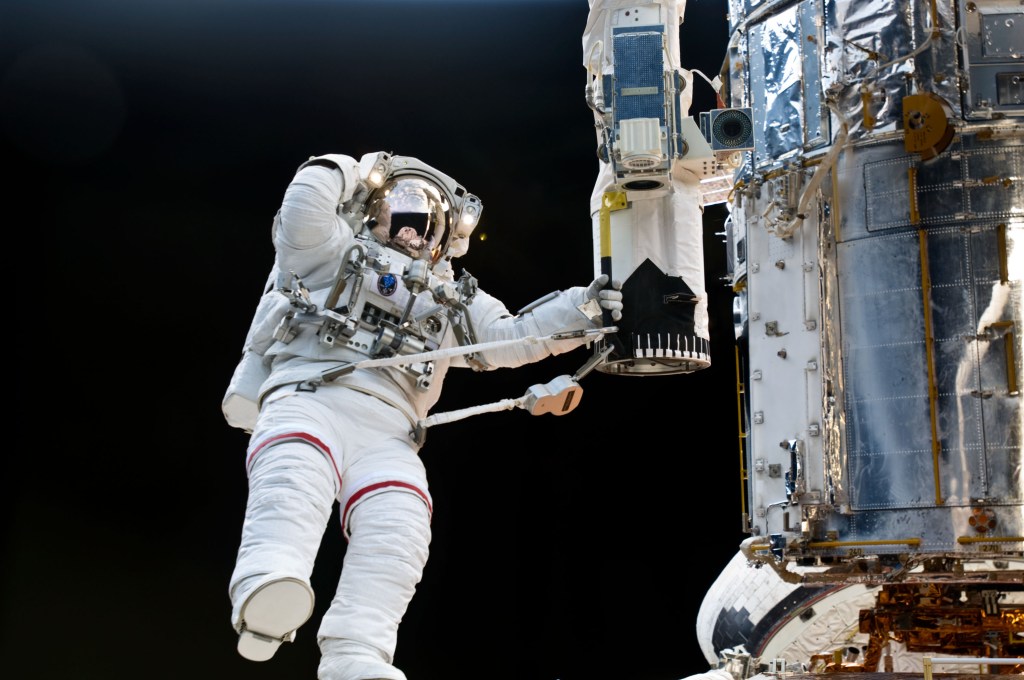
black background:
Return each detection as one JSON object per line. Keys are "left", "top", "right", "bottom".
{"left": 3, "top": 1, "right": 746, "bottom": 678}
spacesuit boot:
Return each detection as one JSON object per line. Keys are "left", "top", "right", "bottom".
{"left": 316, "top": 490, "right": 431, "bottom": 680}
{"left": 236, "top": 576, "right": 315, "bottom": 662}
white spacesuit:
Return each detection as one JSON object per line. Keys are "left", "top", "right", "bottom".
{"left": 223, "top": 151, "right": 622, "bottom": 680}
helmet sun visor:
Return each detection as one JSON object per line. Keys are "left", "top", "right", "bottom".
{"left": 385, "top": 179, "right": 439, "bottom": 237}
{"left": 359, "top": 154, "right": 481, "bottom": 264}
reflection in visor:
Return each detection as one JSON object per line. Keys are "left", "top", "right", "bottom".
{"left": 388, "top": 211, "right": 429, "bottom": 238}
{"left": 368, "top": 173, "right": 460, "bottom": 263}
{"left": 385, "top": 178, "right": 440, "bottom": 239}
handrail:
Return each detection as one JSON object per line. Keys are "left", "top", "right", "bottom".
{"left": 923, "top": 656, "right": 1024, "bottom": 680}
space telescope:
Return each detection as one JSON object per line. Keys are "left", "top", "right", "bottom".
{"left": 581, "top": 0, "right": 1023, "bottom": 677}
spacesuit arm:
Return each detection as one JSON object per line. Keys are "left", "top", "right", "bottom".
{"left": 455, "top": 285, "right": 601, "bottom": 369}
{"left": 272, "top": 154, "right": 364, "bottom": 287}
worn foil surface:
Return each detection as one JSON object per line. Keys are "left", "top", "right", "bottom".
{"left": 727, "top": 0, "right": 964, "bottom": 167}
{"left": 694, "top": 0, "right": 1023, "bottom": 673}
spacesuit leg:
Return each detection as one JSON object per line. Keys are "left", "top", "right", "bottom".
{"left": 229, "top": 398, "right": 342, "bottom": 661}
{"left": 317, "top": 489, "right": 432, "bottom": 680}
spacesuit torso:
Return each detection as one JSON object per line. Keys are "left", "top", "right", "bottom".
{"left": 222, "top": 152, "right": 600, "bottom": 435}
{"left": 256, "top": 232, "right": 488, "bottom": 427}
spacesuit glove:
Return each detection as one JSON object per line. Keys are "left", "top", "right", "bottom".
{"left": 368, "top": 199, "right": 392, "bottom": 242}
{"left": 375, "top": 200, "right": 392, "bottom": 230}
{"left": 586, "top": 274, "right": 623, "bottom": 322}
{"left": 342, "top": 178, "right": 372, "bottom": 215}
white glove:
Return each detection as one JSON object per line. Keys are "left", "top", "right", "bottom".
{"left": 586, "top": 274, "right": 623, "bottom": 322}
{"left": 341, "top": 178, "right": 372, "bottom": 216}
{"left": 368, "top": 199, "right": 392, "bottom": 243}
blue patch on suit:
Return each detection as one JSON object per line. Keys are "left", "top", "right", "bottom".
{"left": 378, "top": 273, "right": 398, "bottom": 296}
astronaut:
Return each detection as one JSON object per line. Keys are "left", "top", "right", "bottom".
{"left": 223, "top": 151, "right": 623, "bottom": 680}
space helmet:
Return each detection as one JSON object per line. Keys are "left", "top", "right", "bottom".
{"left": 361, "top": 153, "right": 482, "bottom": 265}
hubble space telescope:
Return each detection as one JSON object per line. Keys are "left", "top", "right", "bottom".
{"left": 583, "top": 0, "right": 1022, "bottom": 677}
